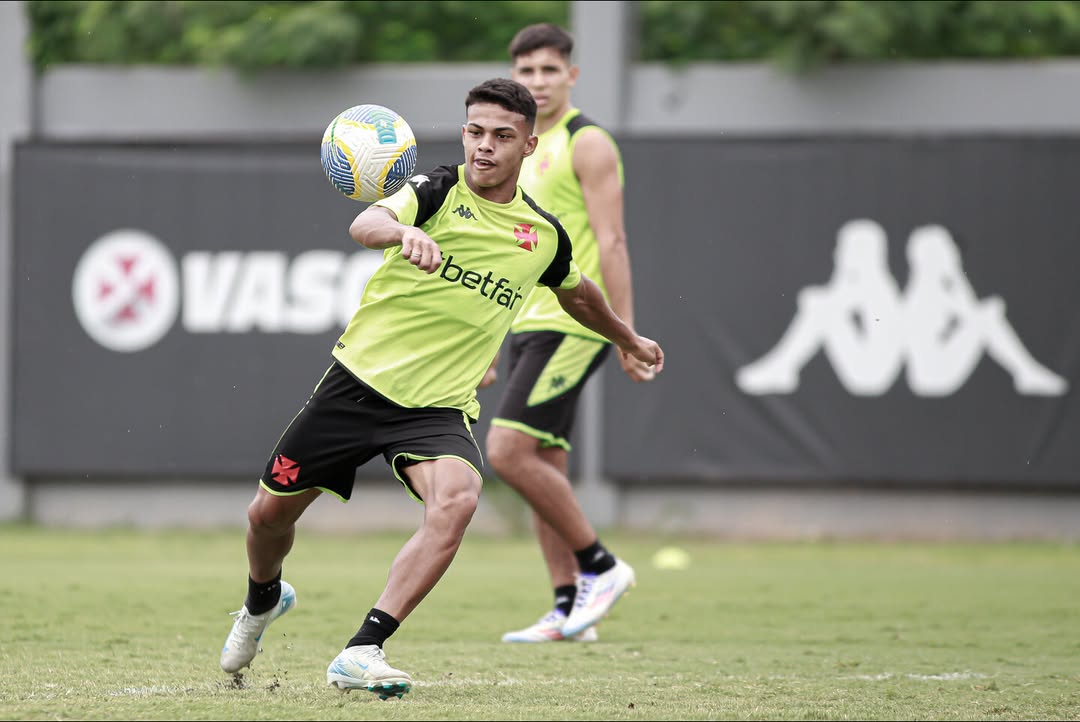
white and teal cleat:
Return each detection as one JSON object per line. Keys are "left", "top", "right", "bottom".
{"left": 220, "top": 581, "right": 297, "bottom": 674}
{"left": 327, "top": 644, "right": 413, "bottom": 700}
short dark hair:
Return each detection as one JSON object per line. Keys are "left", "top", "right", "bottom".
{"left": 465, "top": 78, "right": 537, "bottom": 129}
{"left": 508, "top": 22, "right": 574, "bottom": 60}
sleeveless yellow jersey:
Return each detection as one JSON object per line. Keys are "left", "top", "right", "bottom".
{"left": 510, "top": 109, "right": 623, "bottom": 341}
{"left": 332, "top": 164, "right": 582, "bottom": 422}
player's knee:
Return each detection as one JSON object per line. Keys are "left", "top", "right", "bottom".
{"left": 485, "top": 428, "right": 520, "bottom": 476}
{"left": 430, "top": 476, "right": 480, "bottom": 524}
{"left": 246, "top": 494, "right": 289, "bottom": 534}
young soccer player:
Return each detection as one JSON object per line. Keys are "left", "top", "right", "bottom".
{"left": 486, "top": 23, "right": 656, "bottom": 644}
{"left": 218, "top": 77, "right": 664, "bottom": 698}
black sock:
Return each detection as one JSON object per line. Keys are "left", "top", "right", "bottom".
{"left": 554, "top": 584, "right": 577, "bottom": 617}
{"left": 347, "top": 608, "right": 401, "bottom": 649}
{"left": 574, "top": 539, "right": 616, "bottom": 576}
{"left": 245, "top": 571, "right": 282, "bottom": 615}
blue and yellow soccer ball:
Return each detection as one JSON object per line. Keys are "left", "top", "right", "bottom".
{"left": 320, "top": 104, "right": 418, "bottom": 202}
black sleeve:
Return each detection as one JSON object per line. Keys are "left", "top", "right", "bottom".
{"left": 409, "top": 165, "right": 461, "bottom": 227}
{"left": 521, "top": 192, "right": 575, "bottom": 288}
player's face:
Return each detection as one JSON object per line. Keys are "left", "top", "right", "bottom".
{"left": 461, "top": 102, "right": 537, "bottom": 199}
{"left": 511, "top": 47, "right": 578, "bottom": 120}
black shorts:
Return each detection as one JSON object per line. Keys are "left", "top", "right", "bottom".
{"left": 490, "top": 331, "right": 611, "bottom": 451}
{"left": 260, "top": 361, "right": 483, "bottom": 502}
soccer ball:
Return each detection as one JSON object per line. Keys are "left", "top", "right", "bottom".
{"left": 320, "top": 104, "right": 418, "bottom": 202}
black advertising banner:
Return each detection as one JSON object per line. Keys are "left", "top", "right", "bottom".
{"left": 12, "top": 141, "right": 466, "bottom": 476}
{"left": 609, "top": 136, "right": 1080, "bottom": 483}
{"left": 608, "top": 137, "right": 1079, "bottom": 487}
{"left": 12, "top": 137, "right": 1080, "bottom": 487}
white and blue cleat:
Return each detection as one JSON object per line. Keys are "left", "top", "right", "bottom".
{"left": 220, "top": 580, "right": 297, "bottom": 674}
{"left": 327, "top": 644, "right": 412, "bottom": 700}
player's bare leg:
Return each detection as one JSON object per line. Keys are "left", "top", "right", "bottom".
{"left": 489, "top": 426, "right": 631, "bottom": 640}
{"left": 487, "top": 427, "right": 595, "bottom": 548}
{"left": 326, "top": 458, "right": 481, "bottom": 698}
{"left": 246, "top": 486, "right": 322, "bottom": 582}
{"left": 375, "top": 458, "right": 482, "bottom": 620}
{"left": 221, "top": 487, "right": 319, "bottom": 674}
{"left": 534, "top": 445, "right": 580, "bottom": 589}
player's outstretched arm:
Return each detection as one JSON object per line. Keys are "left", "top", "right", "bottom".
{"left": 349, "top": 206, "right": 442, "bottom": 273}
{"left": 552, "top": 277, "right": 664, "bottom": 373}
{"left": 574, "top": 129, "right": 653, "bottom": 382}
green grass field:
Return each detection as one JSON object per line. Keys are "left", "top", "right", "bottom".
{"left": 2, "top": 523, "right": 1079, "bottom": 720}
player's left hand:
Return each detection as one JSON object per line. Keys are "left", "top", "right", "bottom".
{"left": 477, "top": 364, "right": 498, "bottom": 389}
{"left": 618, "top": 352, "right": 656, "bottom": 382}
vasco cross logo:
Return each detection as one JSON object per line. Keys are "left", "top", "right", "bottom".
{"left": 453, "top": 204, "right": 476, "bottom": 220}
{"left": 271, "top": 454, "right": 301, "bottom": 486}
{"left": 72, "top": 229, "right": 180, "bottom": 352}
{"left": 514, "top": 223, "right": 538, "bottom": 252}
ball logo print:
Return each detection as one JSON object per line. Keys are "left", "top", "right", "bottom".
{"left": 320, "top": 104, "right": 418, "bottom": 202}
{"left": 72, "top": 229, "right": 180, "bottom": 353}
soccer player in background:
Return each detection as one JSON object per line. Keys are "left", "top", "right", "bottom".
{"left": 484, "top": 23, "right": 657, "bottom": 644}
{"left": 217, "top": 78, "right": 664, "bottom": 698}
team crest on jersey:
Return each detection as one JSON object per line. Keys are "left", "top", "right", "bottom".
{"left": 514, "top": 223, "right": 538, "bottom": 252}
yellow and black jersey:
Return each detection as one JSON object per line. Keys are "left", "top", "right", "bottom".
{"left": 332, "top": 164, "right": 582, "bottom": 421}
{"left": 511, "top": 109, "right": 623, "bottom": 341}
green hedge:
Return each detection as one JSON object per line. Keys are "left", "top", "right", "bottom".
{"left": 24, "top": 0, "right": 1080, "bottom": 74}
{"left": 640, "top": 0, "right": 1080, "bottom": 71}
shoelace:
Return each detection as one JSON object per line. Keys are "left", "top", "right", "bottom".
{"left": 538, "top": 610, "right": 564, "bottom": 625}
{"left": 228, "top": 608, "right": 265, "bottom": 639}
{"left": 572, "top": 575, "right": 596, "bottom": 609}
{"left": 349, "top": 645, "right": 385, "bottom": 662}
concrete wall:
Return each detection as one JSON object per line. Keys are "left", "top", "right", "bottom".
{"left": 0, "top": 1, "right": 31, "bottom": 520}
{"left": 7, "top": 0, "right": 1080, "bottom": 539}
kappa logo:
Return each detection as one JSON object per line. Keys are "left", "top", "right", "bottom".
{"left": 514, "top": 223, "right": 538, "bottom": 252}
{"left": 453, "top": 204, "right": 476, "bottom": 220}
{"left": 736, "top": 219, "right": 1068, "bottom": 398}
{"left": 271, "top": 454, "right": 301, "bottom": 486}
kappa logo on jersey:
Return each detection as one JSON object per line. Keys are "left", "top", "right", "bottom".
{"left": 439, "top": 255, "right": 525, "bottom": 310}
{"left": 514, "top": 223, "right": 538, "bottom": 252}
{"left": 271, "top": 454, "right": 300, "bottom": 486}
{"left": 453, "top": 204, "right": 476, "bottom": 220}
{"left": 411, "top": 174, "right": 430, "bottom": 187}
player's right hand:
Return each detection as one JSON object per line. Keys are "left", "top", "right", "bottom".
{"left": 400, "top": 228, "right": 442, "bottom": 273}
